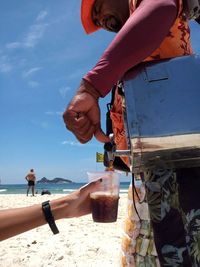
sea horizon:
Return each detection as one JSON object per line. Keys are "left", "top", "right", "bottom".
{"left": 0, "top": 181, "right": 130, "bottom": 194}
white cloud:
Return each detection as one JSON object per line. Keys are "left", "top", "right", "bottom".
{"left": 45, "top": 111, "right": 54, "bottom": 115}
{"left": 6, "top": 42, "right": 21, "bottom": 49}
{"left": 61, "top": 140, "right": 102, "bottom": 148}
{"left": 55, "top": 111, "right": 63, "bottom": 115}
{"left": 36, "top": 10, "right": 48, "bottom": 22}
{"left": 0, "top": 55, "right": 12, "bottom": 73}
{"left": 62, "top": 140, "right": 83, "bottom": 146}
{"left": 6, "top": 12, "right": 48, "bottom": 50}
{"left": 40, "top": 122, "right": 49, "bottom": 128}
{"left": 28, "top": 81, "right": 40, "bottom": 88}
{"left": 67, "top": 69, "right": 85, "bottom": 80}
{"left": 45, "top": 111, "right": 63, "bottom": 116}
{"left": 59, "top": 86, "right": 71, "bottom": 98}
{"left": 31, "top": 120, "right": 49, "bottom": 129}
{"left": 0, "top": 62, "right": 12, "bottom": 73}
{"left": 24, "top": 23, "right": 48, "bottom": 48}
{"left": 23, "top": 67, "right": 42, "bottom": 78}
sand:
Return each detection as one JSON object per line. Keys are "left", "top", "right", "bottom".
{"left": 0, "top": 194, "right": 128, "bottom": 267}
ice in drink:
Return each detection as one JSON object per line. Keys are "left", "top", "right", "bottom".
{"left": 90, "top": 192, "right": 119, "bottom": 223}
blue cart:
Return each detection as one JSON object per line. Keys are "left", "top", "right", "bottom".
{"left": 123, "top": 55, "right": 200, "bottom": 172}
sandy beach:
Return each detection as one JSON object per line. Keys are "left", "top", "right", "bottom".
{"left": 0, "top": 193, "right": 127, "bottom": 267}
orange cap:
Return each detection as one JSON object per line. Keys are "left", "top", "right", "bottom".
{"left": 81, "top": 0, "right": 101, "bottom": 34}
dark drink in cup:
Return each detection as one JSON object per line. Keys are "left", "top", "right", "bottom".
{"left": 90, "top": 192, "right": 119, "bottom": 223}
{"left": 88, "top": 171, "right": 120, "bottom": 223}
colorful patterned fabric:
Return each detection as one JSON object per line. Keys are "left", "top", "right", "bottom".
{"left": 110, "top": 83, "right": 129, "bottom": 167}
{"left": 121, "top": 180, "right": 160, "bottom": 266}
{"left": 131, "top": 0, "right": 193, "bottom": 61}
{"left": 121, "top": 168, "right": 200, "bottom": 267}
{"left": 144, "top": 167, "right": 200, "bottom": 266}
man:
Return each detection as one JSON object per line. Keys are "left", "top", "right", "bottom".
{"left": 63, "top": 0, "right": 191, "bottom": 144}
{"left": 25, "top": 169, "right": 36, "bottom": 196}
{"left": 63, "top": 0, "right": 199, "bottom": 266}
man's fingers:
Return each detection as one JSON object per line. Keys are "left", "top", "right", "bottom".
{"left": 63, "top": 98, "right": 109, "bottom": 144}
{"left": 63, "top": 110, "right": 86, "bottom": 130}
{"left": 72, "top": 115, "right": 96, "bottom": 143}
{"left": 76, "top": 118, "right": 93, "bottom": 136}
{"left": 94, "top": 126, "right": 110, "bottom": 143}
{"left": 63, "top": 110, "right": 95, "bottom": 143}
{"left": 74, "top": 130, "right": 94, "bottom": 144}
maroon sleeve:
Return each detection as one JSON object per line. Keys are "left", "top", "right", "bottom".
{"left": 83, "top": 0, "right": 178, "bottom": 97}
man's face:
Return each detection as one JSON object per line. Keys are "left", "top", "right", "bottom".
{"left": 91, "top": 0, "right": 129, "bottom": 32}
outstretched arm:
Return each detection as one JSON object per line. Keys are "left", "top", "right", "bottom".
{"left": 0, "top": 180, "right": 101, "bottom": 241}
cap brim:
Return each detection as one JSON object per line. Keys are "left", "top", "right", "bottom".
{"left": 81, "top": 0, "right": 101, "bottom": 34}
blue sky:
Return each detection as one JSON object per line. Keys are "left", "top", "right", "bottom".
{"left": 0, "top": 1, "right": 200, "bottom": 184}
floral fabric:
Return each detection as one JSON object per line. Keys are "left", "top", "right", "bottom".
{"left": 120, "top": 180, "right": 160, "bottom": 266}
{"left": 121, "top": 168, "right": 200, "bottom": 267}
{"left": 144, "top": 167, "right": 200, "bottom": 266}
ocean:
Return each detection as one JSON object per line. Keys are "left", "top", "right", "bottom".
{"left": 0, "top": 182, "right": 130, "bottom": 195}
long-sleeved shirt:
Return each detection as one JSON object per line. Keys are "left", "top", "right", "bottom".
{"left": 84, "top": 0, "right": 192, "bottom": 97}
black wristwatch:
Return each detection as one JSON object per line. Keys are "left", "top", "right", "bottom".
{"left": 42, "top": 200, "right": 59, "bottom": 234}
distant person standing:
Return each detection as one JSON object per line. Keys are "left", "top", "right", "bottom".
{"left": 25, "top": 169, "right": 36, "bottom": 196}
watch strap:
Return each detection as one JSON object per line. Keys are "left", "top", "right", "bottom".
{"left": 42, "top": 200, "right": 59, "bottom": 234}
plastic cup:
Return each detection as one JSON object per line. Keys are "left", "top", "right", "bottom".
{"left": 87, "top": 171, "right": 120, "bottom": 223}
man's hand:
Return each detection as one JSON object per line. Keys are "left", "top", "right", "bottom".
{"left": 63, "top": 80, "right": 110, "bottom": 143}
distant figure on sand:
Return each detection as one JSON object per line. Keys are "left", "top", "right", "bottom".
{"left": 25, "top": 169, "right": 36, "bottom": 196}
